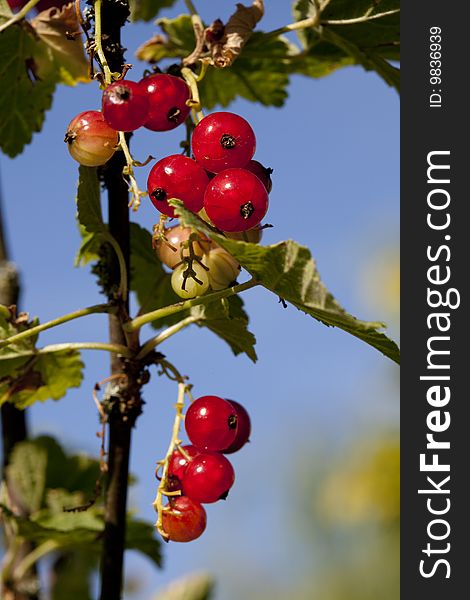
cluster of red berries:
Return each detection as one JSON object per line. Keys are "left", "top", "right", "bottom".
{"left": 65, "top": 73, "right": 190, "bottom": 166}
{"left": 147, "top": 111, "right": 271, "bottom": 234}
{"left": 161, "top": 396, "right": 251, "bottom": 542}
{"left": 65, "top": 73, "right": 273, "bottom": 298}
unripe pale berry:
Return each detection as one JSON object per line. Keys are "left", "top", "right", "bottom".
{"left": 156, "top": 225, "right": 212, "bottom": 269}
{"left": 202, "top": 246, "right": 240, "bottom": 290}
{"left": 64, "top": 110, "right": 118, "bottom": 167}
{"left": 171, "top": 262, "right": 210, "bottom": 299}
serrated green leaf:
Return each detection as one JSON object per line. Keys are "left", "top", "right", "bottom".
{"left": 291, "top": 0, "right": 400, "bottom": 89}
{"left": 191, "top": 296, "right": 257, "bottom": 362}
{"left": 76, "top": 166, "right": 106, "bottom": 234}
{"left": 153, "top": 572, "right": 215, "bottom": 600}
{"left": 129, "top": 0, "right": 178, "bottom": 22}
{"left": 0, "top": 307, "right": 39, "bottom": 378}
{"left": 136, "top": 14, "right": 194, "bottom": 63}
{"left": 0, "top": 349, "right": 84, "bottom": 408}
{"left": 126, "top": 518, "right": 163, "bottom": 568}
{"left": 130, "top": 222, "right": 182, "bottom": 328}
{"left": 5, "top": 441, "right": 48, "bottom": 513}
{"left": 172, "top": 201, "right": 400, "bottom": 364}
{"left": 0, "top": 24, "right": 56, "bottom": 157}
{"left": 75, "top": 223, "right": 102, "bottom": 266}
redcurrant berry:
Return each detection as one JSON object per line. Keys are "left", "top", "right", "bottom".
{"left": 185, "top": 395, "right": 238, "bottom": 452}
{"left": 102, "top": 80, "right": 149, "bottom": 132}
{"left": 182, "top": 452, "right": 235, "bottom": 503}
{"left": 202, "top": 246, "right": 240, "bottom": 291}
{"left": 168, "top": 445, "right": 200, "bottom": 481}
{"left": 140, "top": 74, "right": 190, "bottom": 131}
{"left": 222, "top": 400, "right": 251, "bottom": 454}
{"left": 192, "top": 112, "right": 256, "bottom": 173}
{"left": 147, "top": 154, "right": 209, "bottom": 218}
{"left": 64, "top": 110, "right": 118, "bottom": 167}
{"left": 245, "top": 160, "right": 273, "bottom": 193}
{"left": 162, "top": 496, "right": 207, "bottom": 542}
{"left": 171, "top": 261, "right": 210, "bottom": 299}
{"left": 204, "top": 168, "right": 269, "bottom": 232}
{"left": 156, "top": 225, "right": 212, "bottom": 269}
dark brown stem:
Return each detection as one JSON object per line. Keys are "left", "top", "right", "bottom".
{"left": 97, "top": 3, "right": 144, "bottom": 600}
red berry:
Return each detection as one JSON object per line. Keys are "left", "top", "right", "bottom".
{"left": 168, "top": 445, "right": 200, "bottom": 480}
{"left": 64, "top": 110, "right": 118, "bottom": 167}
{"left": 222, "top": 401, "right": 251, "bottom": 454}
{"left": 182, "top": 452, "right": 235, "bottom": 503}
{"left": 185, "top": 396, "right": 238, "bottom": 452}
{"left": 204, "top": 168, "right": 269, "bottom": 232}
{"left": 102, "top": 80, "right": 149, "bottom": 132}
{"left": 162, "top": 496, "right": 207, "bottom": 542}
{"left": 192, "top": 112, "right": 256, "bottom": 173}
{"left": 147, "top": 154, "right": 209, "bottom": 218}
{"left": 140, "top": 74, "right": 191, "bottom": 132}
{"left": 245, "top": 160, "right": 273, "bottom": 193}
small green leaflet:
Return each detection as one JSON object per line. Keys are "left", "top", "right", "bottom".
{"left": 129, "top": 0, "right": 178, "bottom": 22}
{"left": 171, "top": 201, "right": 400, "bottom": 364}
{"left": 130, "top": 224, "right": 257, "bottom": 361}
{"left": 0, "top": 306, "right": 84, "bottom": 408}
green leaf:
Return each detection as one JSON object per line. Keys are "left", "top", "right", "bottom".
{"left": 50, "top": 550, "right": 96, "bottom": 600}
{"left": 75, "top": 224, "right": 102, "bottom": 266}
{"left": 172, "top": 201, "right": 400, "bottom": 364}
{"left": 76, "top": 166, "right": 106, "bottom": 235}
{"left": 129, "top": 0, "right": 178, "bottom": 22}
{"left": 199, "top": 33, "right": 291, "bottom": 108}
{"left": 153, "top": 572, "right": 215, "bottom": 600}
{"left": 191, "top": 296, "right": 257, "bottom": 362}
{"left": 0, "top": 4, "right": 89, "bottom": 157}
{"left": 5, "top": 441, "right": 48, "bottom": 513}
{"left": 0, "top": 348, "right": 84, "bottom": 408}
{"left": 130, "top": 222, "right": 182, "bottom": 328}
{"left": 291, "top": 0, "right": 400, "bottom": 90}
{"left": 126, "top": 518, "right": 163, "bottom": 568}
{"left": 0, "top": 306, "right": 39, "bottom": 378}
{"left": 136, "top": 16, "right": 291, "bottom": 108}
{"left": 0, "top": 24, "right": 56, "bottom": 157}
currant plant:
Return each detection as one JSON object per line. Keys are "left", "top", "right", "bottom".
{"left": 0, "top": 0, "right": 400, "bottom": 598}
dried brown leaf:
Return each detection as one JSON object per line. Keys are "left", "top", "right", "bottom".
{"left": 210, "top": 0, "right": 264, "bottom": 68}
{"left": 30, "top": 3, "right": 89, "bottom": 85}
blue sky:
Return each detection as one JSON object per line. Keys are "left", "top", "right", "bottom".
{"left": 0, "top": 2, "right": 399, "bottom": 598}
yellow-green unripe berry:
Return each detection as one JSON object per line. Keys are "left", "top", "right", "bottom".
{"left": 202, "top": 247, "right": 241, "bottom": 291}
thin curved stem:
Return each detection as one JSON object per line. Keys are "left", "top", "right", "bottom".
{"left": 105, "top": 233, "right": 128, "bottom": 296}
{"left": 14, "top": 540, "right": 61, "bottom": 581}
{"left": 118, "top": 132, "right": 146, "bottom": 212}
{"left": 137, "top": 316, "right": 197, "bottom": 360}
{"left": 0, "top": 0, "right": 40, "bottom": 34}
{"left": 93, "top": 0, "right": 113, "bottom": 85}
{"left": 124, "top": 278, "right": 259, "bottom": 333}
{"left": 153, "top": 380, "right": 188, "bottom": 539}
{"left": 0, "top": 304, "right": 112, "bottom": 350}
{"left": 39, "top": 342, "right": 132, "bottom": 357}
{"left": 321, "top": 9, "right": 400, "bottom": 25}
